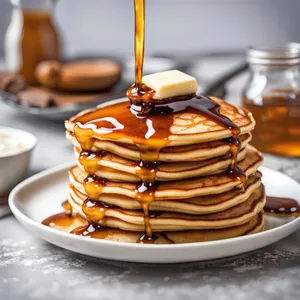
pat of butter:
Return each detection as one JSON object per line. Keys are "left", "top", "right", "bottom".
{"left": 142, "top": 70, "right": 198, "bottom": 100}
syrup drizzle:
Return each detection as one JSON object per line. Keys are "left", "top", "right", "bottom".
{"left": 126, "top": 83, "right": 156, "bottom": 105}
{"left": 79, "top": 150, "right": 105, "bottom": 174}
{"left": 265, "top": 196, "right": 300, "bottom": 216}
{"left": 134, "top": 0, "right": 145, "bottom": 91}
{"left": 82, "top": 198, "right": 113, "bottom": 223}
{"left": 138, "top": 232, "right": 158, "bottom": 244}
{"left": 42, "top": 200, "right": 87, "bottom": 232}
{"left": 83, "top": 175, "right": 106, "bottom": 200}
{"left": 62, "top": 199, "right": 72, "bottom": 215}
{"left": 70, "top": 223, "right": 110, "bottom": 239}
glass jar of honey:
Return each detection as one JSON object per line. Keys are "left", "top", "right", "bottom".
{"left": 242, "top": 47, "right": 300, "bottom": 156}
{"left": 5, "top": 0, "right": 61, "bottom": 86}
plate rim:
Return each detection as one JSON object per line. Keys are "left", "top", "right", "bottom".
{"left": 8, "top": 163, "right": 300, "bottom": 250}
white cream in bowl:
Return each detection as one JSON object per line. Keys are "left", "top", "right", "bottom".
{"left": 0, "top": 126, "right": 37, "bottom": 200}
{"left": 0, "top": 133, "right": 26, "bottom": 157}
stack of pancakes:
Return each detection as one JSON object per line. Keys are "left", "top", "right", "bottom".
{"left": 65, "top": 96, "right": 265, "bottom": 244}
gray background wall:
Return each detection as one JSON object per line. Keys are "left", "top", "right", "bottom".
{"left": 0, "top": 0, "right": 300, "bottom": 57}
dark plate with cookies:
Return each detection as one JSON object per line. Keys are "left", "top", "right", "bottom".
{"left": 0, "top": 56, "right": 188, "bottom": 121}
{"left": 0, "top": 58, "right": 130, "bottom": 121}
{"left": 0, "top": 85, "right": 129, "bottom": 121}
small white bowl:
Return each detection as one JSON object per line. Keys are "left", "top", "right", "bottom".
{"left": 0, "top": 126, "right": 37, "bottom": 201}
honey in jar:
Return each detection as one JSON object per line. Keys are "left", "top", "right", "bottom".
{"left": 5, "top": 0, "right": 60, "bottom": 86}
{"left": 243, "top": 47, "right": 300, "bottom": 156}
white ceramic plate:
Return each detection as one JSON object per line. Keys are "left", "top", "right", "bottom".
{"left": 9, "top": 164, "right": 300, "bottom": 263}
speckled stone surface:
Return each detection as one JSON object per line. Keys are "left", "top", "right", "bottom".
{"left": 1, "top": 62, "right": 300, "bottom": 300}
{"left": 1, "top": 216, "right": 300, "bottom": 300}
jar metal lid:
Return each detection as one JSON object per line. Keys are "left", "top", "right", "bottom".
{"left": 247, "top": 47, "right": 300, "bottom": 65}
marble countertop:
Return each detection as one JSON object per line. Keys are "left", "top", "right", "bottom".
{"left": 0, "top": 62, "right": 300, "bottom": 300}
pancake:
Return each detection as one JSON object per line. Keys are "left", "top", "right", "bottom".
{"left": 65, "top": 96, "right": 255, "bottom": 148}
{"left": 66, "top": 130, "right": 252, "bottom": 162}
{"left": 69, "top": 172, "right": 262, "bottom": 215}
{"left": 74, "top": 146, "right": 247, "bottom": 182}
{"left": 68, "top": 184, "right": 265, "bottom": 231}
{"left": 65, "top": 212, "right": 264, "bottom": 244}
{"left": 50, "top": 94, "right": 265, "bottom": 244}
{"left": 164, "top": 213, "right": 264, "bottom": 244}
{"left": 69, "top": 145, "right": 263, "bottom": 201}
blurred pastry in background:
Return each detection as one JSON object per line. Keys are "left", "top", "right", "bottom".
{"left": 35, "top": 59, "right": 122, "bottom": 92}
